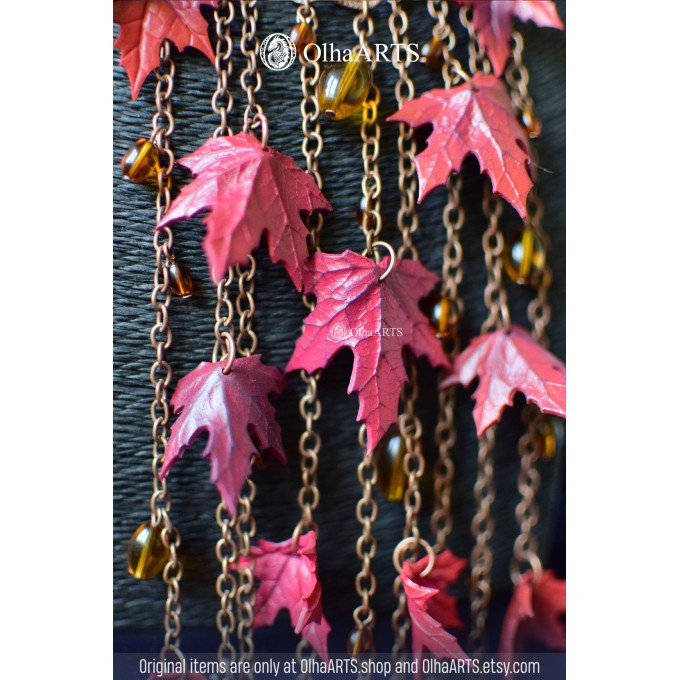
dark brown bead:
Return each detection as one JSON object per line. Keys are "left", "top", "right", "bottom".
{"left": 420, "top": 290, "right": 458, "bottom": 339}
{"left": 420, "top": 35, "right": 444, "bottom": 70}
{"left": 374, "top": 425, "right": 407, "bottom": 502}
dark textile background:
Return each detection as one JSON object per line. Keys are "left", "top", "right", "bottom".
{"left": 113, "top": 0, "right": 565, "bottom": 652}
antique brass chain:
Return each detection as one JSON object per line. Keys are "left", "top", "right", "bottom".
{"left": 468, "top": 428, "right": 496, "bottom": 653}
{"left": 213, "top": 0, "right": 236, "bottom": 138}
{"left": 432, "top": 175, "right": 465, "bottom": 552}
{"left": 354, "top": 0, "right": 382, "bottom": 256}
{"left": 480, "top": 184, "right": 510, "bottom": 333}
{"left": 459, "top": 5, "right": 492, "bottom": 75}
{"left": 147, "top": 40, "right": 184, "bottom": 661}
{"left": 426, "top": 0, "right": 468, "bottom": 87}
{"left": 240, "top": 0, "right": 267, "bottom": 146}
{"left": 505, "top": 31, "right": 539, "bottom": 136}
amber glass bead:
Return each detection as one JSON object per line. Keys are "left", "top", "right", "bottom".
{"left": 537, "top": 417, "right": 557, "bottom": 460}
{"left": 121, "top": 139, "right": 160, "bottom": 183}
{"left": 420, "top": 290, "right": 457, "bottom": 339}
{"left": 375, "top": 426, "right": 407, "bottom": 502}
{"left": 503, "top": 227, "right": 547, "bottom": 287}
{"left": 347, "top": 627, "right": 373, "bottom": 656}
{"left": 127, "top": 522, "right": 169, "bottom": 580}
{"left": 420, "top": 35, "right": 444, "bottom": 70}
{"left": 317, "top": 54, "right": 372, "bottom": 120}
{"left": 168, "top": 261, "right": 193, "bottom": 299}
{"left": 521, "top": 108, "right": 542, "bottom": 138}
{"left": 290, "top": 21, "right": 315, "bottom": 53}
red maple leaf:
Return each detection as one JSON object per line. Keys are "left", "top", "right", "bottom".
{"left": 457, "top": 1, "right": 564, "bottom": 76}
{"left": 499, "top": 570, "right": 566, "bottom": 655}
{"left": 160, "top": 355, "right": 285, "bottom": 516}
{"left": 401, "top": 551, "right": 468, "bottom": 678}
{"left": 387, "top": 74, "right": 532, "bottom": 218}
{"left": 440, "top": 325, "right": 566, "bottom": 438}
{"left": 285, "top": 250, "right": 450, "bottom": 452}
{"left": 157, "top": 133, "right": 331, "bottom": 290}
{"left": 113, "top": 1, "right": 218, "bottom": 100}
{"left": 239, "top": 532, "right": 331, "bottom": 661}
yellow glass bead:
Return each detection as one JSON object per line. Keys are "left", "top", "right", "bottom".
{"left": 347, "top": 627, "right": 373, "bottom": 656}
{"left": 317, "top": 54, "right": 372, "bottom": 120}
{"left": 421, "top": 290, "right": 458, "bottom": 339}
{"left": 121, "top": 139, "right": 160, "bottom": 183}
{"left": 290, "top": 21, "right": 315, "bottom": 53}
{"left": 168, "top": 261, "right": 193, "bottom": 299}
{"left": 503, "top": 227, "right": 547, "bottom": 287}
{"left": 127, "top": 522, "right": 169, "bottom": 580}
{"left": 538, "top": 417, "right": 557, "bottom": 460}
{"left": 374, "top": 426, "right": 407, "bottom": 502}
{"left": 521, "top": 108, "right": 542, "bottom": 138}
{"left": 420, "top": 35, "right": 444, "bottom": 70}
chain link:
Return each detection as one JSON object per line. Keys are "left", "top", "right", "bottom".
{"left": 213, "top": 0, "right": 236, "bottom": 138}
{"left": 352, "top": 425, "right": 378, "bottom": 649}
{"left": 468, "top": 428, "right": 496, "bottom": 653}
{"left": 481, "top": 183, "right": 510, "bottom": 333}
{"left": 505, "top": 31, "right": 535, "bottom": 125}
{"left": 459, "top": 5, "right": 492, "bottom": 75}
{"left": 432, "top": 175, "right": 465, "bottom": 552}
{"left": 215, "top": 503, "right": 238, "bottom": 673}
{"left": 354, "top": 1, "right": 382, "bottom": 256}
{"left": 147, "top": 39, "right": 183, "bottom": 656}
{"left": 426, "top": 0, "right": 468, "bottom": 87}
{"left": 240, "top": 0, "right": 267, "bottom": 146}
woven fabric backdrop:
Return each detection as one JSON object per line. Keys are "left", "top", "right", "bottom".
{"left": 113, "top": 0, "right": 565, "bottom": 652}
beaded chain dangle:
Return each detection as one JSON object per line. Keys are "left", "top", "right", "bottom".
{"left": 114, "top": 0, "right": 566, "bottom": 670}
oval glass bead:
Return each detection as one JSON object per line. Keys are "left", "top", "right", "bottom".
{"left": 290, "top": 21, "right": 315, "bottom": 53}
{"left": 127, "top": 522, "right": 169, "bottom": 580}
{"left": 121, "top": 139, "right": 160, "bottom": 183}
{"left": 168, "top": 261, "right": 193, "bottom": 299}
{"left": 503, "top": 227, "right": 547, "bottom": 286}
{"left": 420, "top": 35, "right": 444, "bottom": 70}
{"left": 317, "top": 55, "right": 372, "bottom": 120}
{"left": 374, "top": 426, "right": 407, "bottom": 502}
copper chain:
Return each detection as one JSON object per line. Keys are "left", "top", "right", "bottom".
{"left": 426, "top": 0, "right": 468, "bottom": 87}
{"left": 468, "top": 428, "right": 496, "bottom": 652}
{"left": 213, "top": 0, "right": 236, "bottom": 138}
{"left": 240, "top": 0, "right": 267, "bottom": 146}
{"left": 146, "top": 41, "right": 185, "bottom": 661}
{"left": 480, "top": 183, "right": 510, "bottom": 333}
{"left": 459, "top": 5, "right": 491, "bottom": 75}
{"left": 354, "top": 0, "right": 382, "bottom": 256}
{"left": 432, "top": 175, "right": 465, "bottom": 552}
{"left": 505, "top": 31, "right": 535, "bottom": 127}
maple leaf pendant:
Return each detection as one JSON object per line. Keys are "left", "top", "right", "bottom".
{"left": 388, "top": 74, "right": 533, "bottom": 218}
{"left": 160, "top": 355, "right": 286, "bottom": 516}
{"left": 286, "top": 249, "right": 450, "bottom": 453}
{"left": 158, "top": 132, "right": 331, "bottom": 290}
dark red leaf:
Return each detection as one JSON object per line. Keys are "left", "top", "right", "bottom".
{"left": 387, "top": 74, "right": 532, "bottom": 218}
{"left": 440, "top": 325, "right": 565, "bottom": 438}
{"left": 157, "top": 133, "right": 331, "bottom": 290}
{"left": 161, "top": 355, "right": 285, "bottom": 516}
{"left": 239, "top": 532, "right": 331, "bottom": 661}
{"left": 499, "top": 570, "right": 566, "bottom": 655}
{"left": 401, "top": 551, "right": 468, "bottom": 677}
{"left": 285, "top": 250, "right": 450, "bottom": 452}
{"left": 114, "top": 1, "right": 218, "bottom": 100}
{"left": 456, "top": 1, "right": 564, "bottom": 76}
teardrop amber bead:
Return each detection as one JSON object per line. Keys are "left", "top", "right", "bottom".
{"left": 290, "top": 21, "right": 315, "bottom": 53}
{"left": 521, "top": 107, "right": 542, "bottom": 138}
{"left": 538, "top": 417, "right": 557, "bottom": 460}
{"left": 420, "top": 290, "right": 458, "bottom": 339}
{"left": 374, "top": 426, "right": 407, "bottom": 502}
{"left": 317, "top": 54, "right": 372, "bottom": 120}
{"left": 503, "top": 227, "right": 547, "bottom": 286}
{"left": 127, "top": 522, "right": 169, "bottom": 580}
{"left": 168, "top": 261, "right": 193, "bottom": 299}
{"left": 121, "top": 139, "right": 160, "bottom": 183}
{"left": 420, "top": 35, "right": 444, "bottom": 70}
